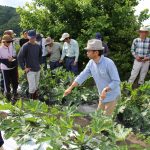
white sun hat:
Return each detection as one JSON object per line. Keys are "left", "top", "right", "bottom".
{"left": 139, "top": 26, "right": 149, "bottom": 32}
{"left": 60, "top": 33, "right": 70, "bottom": 41}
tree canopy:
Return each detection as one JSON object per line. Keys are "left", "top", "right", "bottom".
{"left": 17, "top": 0, "right": 150, "bottom": 79}
{"left": 0, "top": 5, "right": 21, "bottom": 36}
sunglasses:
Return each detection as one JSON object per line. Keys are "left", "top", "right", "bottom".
{"left": 3, "top": 41, "right": 12, "bottom": 43}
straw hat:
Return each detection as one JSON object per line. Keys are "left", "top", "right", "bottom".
{"left": 45, "top": 37, "right": 54, "bottom": 45}
{"left": 2, "top": 35, "right": 13, "bottom": 42}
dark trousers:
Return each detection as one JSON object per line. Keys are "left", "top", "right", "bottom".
{"left": 0, "top": 71, "right": 4, "bottom": 93}
{"left": 0, "top": 131, "right": 4, "bottom": 147}
{"left": 50, "top": 61, "right": 61, "bottom": 70}
{"left": 65, "top": 57, "right": 78, "bottom": 75}
{"left": 1, "top": 67, "right": 18, "bottom": 94}
{"left": 41, "top": 56, "right": 47, "bottom": 70}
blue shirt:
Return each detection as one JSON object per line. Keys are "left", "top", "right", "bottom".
{"left": 75, "top": 55, "right": 121, "bottom": 103}
{"left": 61, "top": 39, "right": 79, "bottom": 62}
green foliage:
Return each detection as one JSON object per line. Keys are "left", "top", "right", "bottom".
{"left": 0, "top": 5, "right": 21, "bottom": 36}
{"left": 19, "top": 67, "right": 99, "bottom": 105}
{"left": 16, "top": 0, "right": 150, "bottom": 80}
{"left": 0, "top": 100, "right": 132, "bottom": 149}
{"left": 114, "top": 81, "right": 150, "bottom": 136}
{"left": 1, "top": 68, "right": 150, "bottom": 149}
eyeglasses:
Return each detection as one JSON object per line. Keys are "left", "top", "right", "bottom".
{"left": 3, "top": 41, "right": 12, "bottom": 43}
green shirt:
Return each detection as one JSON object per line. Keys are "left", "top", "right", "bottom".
{"left": 46, "top": 42, "right": 62, "bottom": 62}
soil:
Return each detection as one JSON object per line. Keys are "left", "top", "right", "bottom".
{"left": 117, "top": 133, "right": 150, "bottom": 149}
{"left": 73, "top": 111, "right": 150, "bottom": 150}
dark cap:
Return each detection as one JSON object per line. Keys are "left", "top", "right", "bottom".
{"left": 28, "top": 30, "right": 36, "bottom": 39}
{"left": 95, "top": 32, "right": 102, "bottom": 40}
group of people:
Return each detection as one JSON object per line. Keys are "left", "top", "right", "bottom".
{"left": 0, "top": 26, "right": 149, "bottom": 108}
{"left": 0, "top": 26, "right": 149, "bottom": 109}
{"left": 0, "top": 29, "right": 110, "bottom": 102}
{"left": 0, "top": 26, "right": 149, "bottom": 149}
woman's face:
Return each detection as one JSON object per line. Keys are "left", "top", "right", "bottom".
{"left": 3, "top": 41, "right": 12, "bottom": 47}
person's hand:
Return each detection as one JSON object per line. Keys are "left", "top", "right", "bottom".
{"left": 59, "top": 60, "right": 63, "bottom": 63}
{"left": 135, "top": 56, "right": 142, "bottom": 62}
{"left": 142, "top": 57, "right": 149, "bottom": 62}
{"left": 72, "top": 61, "right": 77, "bottom": 66}
{"left": 100, "top": 88, "right": 108, "bottom": 100}
{"left": 63, "top": 87, "right": 72, "bottom": 97}
{"left": 24, "top": 68, "right": 31, "bottom": 73}
{"left": 8, "top": 57, "right": 14, "bottom": 62}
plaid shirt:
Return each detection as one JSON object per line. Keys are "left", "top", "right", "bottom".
{"left": 131, "top": 37, "right": 150, "bottom": 58}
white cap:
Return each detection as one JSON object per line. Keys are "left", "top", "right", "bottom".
{"left": 84, "top": 39, "right": 104, "bottom": 50}
{"left": 139, "top": 27, "right": 149, "bottom": 32}
{"left": 60, "top": 33, "right": 70, "bottom": 41}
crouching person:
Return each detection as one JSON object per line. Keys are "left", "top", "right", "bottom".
{"left": 18, "top": 30, "right": 42, "bottom": 99}
{"left": 0, "top": 35, "right": 18, "bottom": 104}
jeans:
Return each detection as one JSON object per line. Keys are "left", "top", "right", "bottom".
{"left": 50, "top": 61, "right": 61, "bottom": 70}
{"left": 65, "top": 57, "right": 78, "bottom": 75}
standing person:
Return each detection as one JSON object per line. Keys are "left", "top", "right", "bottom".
{"left": 0, "top": 35, "right": 18, "bottom": 103}
{"left": 64, "top": 39, "right": 121, "bottom": 115}
{"left": 95, "top": 32, "right": 109, "bottom": 57}
{"left": 18, "top": 30, "right": 42, "bottom": 99}
{"left": 59, "top": 33, "right": 79, "bottom": 75}
{"left": 45, "top": 37, "right": 62, "bottom": 70}
{"left": 0, "top": 37, "right": 4, "bottom": 94}
{"left": 3, "top": 30, "right": 17, "bottom": 60}
{"left": 19, "top": 30, "right": 29, "bottom": 47}
{"left": 128, "top": 27, "right": 150, "bottom": 86}
{"left": 36, "top": 34, "right": 47, "bottom": 70}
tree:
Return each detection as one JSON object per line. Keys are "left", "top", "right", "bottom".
{"left": 17, "top": 0, "right": 150, "bottom": 80}
{"left": 0, "top": 5, "right": 21, "bottom": 36}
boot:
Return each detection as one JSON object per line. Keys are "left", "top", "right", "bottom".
{"left": 29, "top": 93, "right": 34, "bottom": 99}
{"left": 12, "top": 92, "right": 18, "bottom": 99}
{"left": 11, "top": 92, "right": 18, "bottom": 105}
{"left": 5, "top": 92, "right": 11, "bottom": 101}
{"left": 33, "top": 90, "right": 39, "bottom": 99}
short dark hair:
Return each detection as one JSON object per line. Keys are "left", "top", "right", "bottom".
{"left": 22, "top": 30, "right": 28, "bottom": 34}
{"left": 93, "top": 50, "right": 103, "bottom": 56}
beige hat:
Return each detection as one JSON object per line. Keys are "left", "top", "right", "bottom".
{"left": 84, "top": 39, "right": 104, "bottom": 50}
{"left": 2, "top": 35, "right": 13, "bottom": 42}
{"left": 60, "top": 33, "right": 70, "bottom": 41}
{"left": 45, "top": 37, "right": 54, "bottom": 45}
{"left": 139, "top": 27, "right": 149, "bottom": 32}
{"left": 4, "top": 30, "right": 16, "bottom": 36}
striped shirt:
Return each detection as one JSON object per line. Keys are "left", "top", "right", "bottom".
{"left": 131, "top": 37, "right": 150, "bottom": 58}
